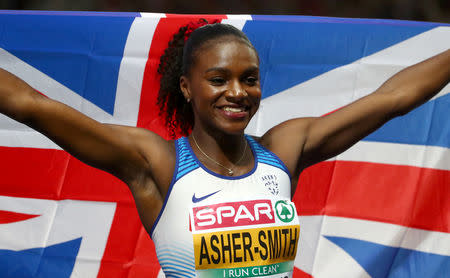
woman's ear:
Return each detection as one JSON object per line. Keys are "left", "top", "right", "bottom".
{"left": 180, "top": 76, "right": 191, "bottom": 102}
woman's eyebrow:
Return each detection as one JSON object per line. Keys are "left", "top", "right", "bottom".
{"left": 205, "top": 67, "right": 230, "bottom": 74}
{"left": 205, "top": 66, "right": 259, "bottom": 74}
{"left": 243, "top": 66, "right": 260, "bottom": 74}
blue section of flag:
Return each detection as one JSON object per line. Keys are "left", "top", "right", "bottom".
{"left": 0, "top": 14, "right": 134, "bottom": 114}
{"left": 0, "top": 237, "right": 82, "bottom": 278}
{"left": 364, "top": 93, "right": 450, "bottom": 149}
{"left": 242, "top": 21, "right": 435, "bottom": 99}
{"left": 325, "top": 236, "right": 450, "bottom": 278}
{"left": 251, "top": 15, "right": 449, "bottom": 27}
{"left": 0, "top": 10, "right": 141, "bottom": 17}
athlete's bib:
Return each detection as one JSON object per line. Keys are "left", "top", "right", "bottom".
{"left": 190, "top": 199, "right": 299, "bottom": 278}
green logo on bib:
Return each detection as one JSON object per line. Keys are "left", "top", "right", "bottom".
{"left": 274, "top": 200, "right": 295, "bottom": 223}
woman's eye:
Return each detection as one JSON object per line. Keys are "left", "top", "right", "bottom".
{"left": 210, "top": 77, "right": 225, "bottom": 85}
{"left": 245, "top": 77, "right": 258, "bottom": 85}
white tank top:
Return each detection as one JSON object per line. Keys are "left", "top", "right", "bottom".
{"left": 151, "top": 135, "right": 300, "bottom": 278}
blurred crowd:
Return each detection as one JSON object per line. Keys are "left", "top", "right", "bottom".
{"left": 0, "top": 0, "right": 449, "bottom": 22}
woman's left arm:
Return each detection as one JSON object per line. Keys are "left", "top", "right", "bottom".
{"left": 263, "top": 49, "right": 450, "bottom": 180}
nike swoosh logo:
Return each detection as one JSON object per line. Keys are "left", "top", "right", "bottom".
{"left": 192, "top": 190, "right": 221, "bottom": 203}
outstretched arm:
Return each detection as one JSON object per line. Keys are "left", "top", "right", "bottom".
{"left": 263, "top": 49, "right": 450, "bottom": 182}
{"left": 0, "top": 68, "right": 170, "bottom": 185}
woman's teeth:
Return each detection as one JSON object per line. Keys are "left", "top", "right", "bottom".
{"left": 222, "top": 107, "right": 244, "bottom": 112}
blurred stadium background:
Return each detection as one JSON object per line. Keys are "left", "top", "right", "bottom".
{"left": 0, "top": 0, "right": 449, "bottom": 22}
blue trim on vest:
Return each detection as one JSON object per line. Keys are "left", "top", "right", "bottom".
{"left": 150, "top": 139, "right": 184, "bottom": 238}
{"left": 246, "top": 136, "right": 291, "bottom": 178}
{"left": 156, "top": 246, "right": 196, "bottom": 277}
{"left": 175, "top": 137, "right": 200, "bottom": 180}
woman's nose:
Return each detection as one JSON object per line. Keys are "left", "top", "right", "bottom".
{"left": 226, "top": 82, "right": 248, "bottom": 98}
{"left": 227, "top": 89, "right": 248, "bottom": 97}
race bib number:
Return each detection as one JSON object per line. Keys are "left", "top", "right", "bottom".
{"left": 190, "top": 199, "right": 300, "bottom": 278}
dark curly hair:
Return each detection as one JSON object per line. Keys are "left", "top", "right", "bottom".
{"left": 157, "top": 19, "right": 256, "bottom": 138}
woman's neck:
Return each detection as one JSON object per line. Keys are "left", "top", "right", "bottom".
{"left": 189, "top": 127, "right": 251, "bottom": 176}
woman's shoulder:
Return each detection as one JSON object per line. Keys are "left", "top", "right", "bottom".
{"left": 254, "top": 117, "right": 317, "bottom": 178}
{"left": 256, "top": 117, "right": 314, "bottom": 149}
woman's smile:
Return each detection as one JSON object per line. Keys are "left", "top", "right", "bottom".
{"left": 217, "top": 104, "right": 249, "bottom": 119}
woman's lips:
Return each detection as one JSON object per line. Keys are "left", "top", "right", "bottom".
{"left": 218, "top": 106, "right": 249, "bottom": 119}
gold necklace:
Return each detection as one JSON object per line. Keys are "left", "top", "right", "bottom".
{"left": 191, "top": 134, "right": 247, "bottom": 176}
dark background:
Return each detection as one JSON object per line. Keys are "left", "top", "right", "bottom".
{"left": 1, "top": 0, "right": 449, "bottom": 23}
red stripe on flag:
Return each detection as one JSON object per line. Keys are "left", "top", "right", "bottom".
{"left": 59, "top": 154, "right": 133, "bottom": 203}
{"left": 0, "top": 146, "right": 133, "bottom": 203}
{"left": 0, "top": 146, "right": 69, "bottom": 200}
{"left": 97, "top": 203, "right": 158, "bottom": 278}
{"left": 127, "top": 228, "right": 161, "bottom": 278}
{"left": 294, "top": 161, "right": 450, "bottom": 233}
{"left": 294, "top": 267, "right": 314, "bottom": 278}
{"left": 165, "top": 13, "right": 227, "bottom": 19}
{"left": 0, "top": 210, "right": 39, "bottom": 224}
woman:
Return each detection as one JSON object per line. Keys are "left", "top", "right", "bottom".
{"left": 0, "top": 20, "right": 449, "bottom": 277}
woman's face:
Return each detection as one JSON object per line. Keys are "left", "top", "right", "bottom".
{"left": 181, "top": 38, "right": 261, "bottom": 135}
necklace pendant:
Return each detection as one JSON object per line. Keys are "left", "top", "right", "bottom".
{"left": 228, "top": 169, "right": 234, "bottom": 176}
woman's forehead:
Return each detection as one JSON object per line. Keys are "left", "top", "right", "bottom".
{"left": 193, "top": 39, "right": 259, "bottom": 71}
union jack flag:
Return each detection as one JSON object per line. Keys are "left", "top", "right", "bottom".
{"left": 0, "top": 11, "right": 448, "bottom": 277}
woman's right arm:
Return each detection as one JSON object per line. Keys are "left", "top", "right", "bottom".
{"left": 0, "top": 68, "right": 172, "bottom": 187}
